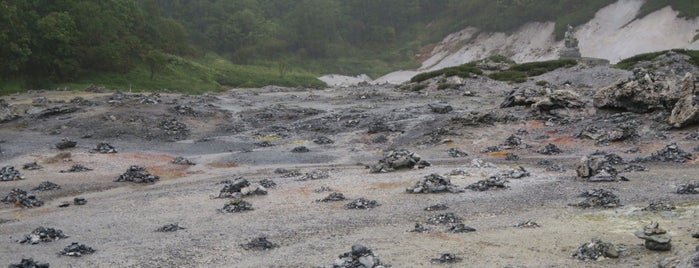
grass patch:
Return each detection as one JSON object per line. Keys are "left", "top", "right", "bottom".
{"left": 614, "top": 49, "right": 699, "bottom": 70}
{"left": 489, "top": 59, "right": 578, "bottom": 83}
{"left": 0, "top": 80, "right": 27, "bottom": 96}
{"left": 410, "top": 63, "right": 483, "bottom": 83}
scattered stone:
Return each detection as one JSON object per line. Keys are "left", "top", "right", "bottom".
{"left": 313, "top": 136, "right": 334, "bottom": 144}
{"left": 17, "top": 227, "right": 68, "bottom": 244}
{"left": 0, "top": 166, "right": 24, "bottom": 181}
{"left": 572, "top": 238, "right": 619, "bottom": 261}
{"left": 571, "top": 189, "right": 621, "bottom": 208}
{"left": 317, "top": 192, "right": 346, "bottom": 202}
{"left": 171, "top": 156, "right": 195, "bottom": 165}
{"left": 409, "top": 223, "right": 431, "bottom": 233}
{"left": 218, "top": 177, "right": 267, "bottom": 198}
{"left": 299, "top": 170, "right": 330, "bottom": 181}
{"left": 159, "top": 118, "right": 189, "bottom": 139}
{"left": 471, "top": 158, "right": 497, "bottom": 168}
{"left": 537, "top": 143, "right": 562, "bottom": 155}
{"left": 55, "top": 139, "right": 77, "bottom": 150}
{"left": 427, "top": 213, "right": 463, "bottom": 225}
{"left": 291, "top": 146, "right": 310, "bottom": 153}
{"left": 576, "top": 154, "right": 618, "bottom": 181}
{"left": 466, "top": 177, "right": 508, "bottom": 191}
{"left": 59, "top": 164, "right": 92, "bottom": 173}
{"left": 676, "top": 182, "right": 699, "bottom": 194}
{"left": 254, "top": 140, "right": 274, "bottom": 147}
{"left": 1, "top": 189, "right": 43, "bottom": 208}
{"left": 446, "top": 169, "right": 469, "bottom": 176}
{"left": 431, "top": 253, "right": 462, "bottom": 264}
{"left": 33, "top": 181, "right": 60, "bottom": 191}
{"left": 60, "top": 242, "right": 95, "bottom": 257}
{"left": 274, "top": 168, "right": 301, "bottom": 177}
{"left": 641, "top": 201, "right": 676, "bottom": 211}
{"left": 318, "top": 244, "right": 388, "bottom": 268}
{"left": 447, "top": 148, "right": 468, "bottom": 158}
{"left": 22, "top": 162, "right": 42, "bottom": 170}
{"left": 8, "top": 258, "right": 49, "bottom": 268}
{"left": 515, "top": 220, "right": 540, "bottom": 228}
{"left": 218, "top": 199, "right": 254, "bottom": 213}
{"left": 240, "top": 237, "right": 278, "bottom": 251}
{"left": 501, "top": 88, "right": 585, "bottom": 111}
{"left": 622, "top": 163, "right": 648, "bottom": 172}
{"left": 406, "top": 173, "right": 463, "bottom": 194}
{"left": 635, "top": 143, "right": 694, "bottom": 163}
{"left": 155, "top": 223, "right": 185, "bottom": 232}
{"left": 578, "top": 125, "right": 636, "bottom": 145}
{"left": 635, "top": 222, "right": 672, "bottom": 251}
{"left": 370, "top": 149, "right": 428, "bottom": 173}
{"left": 505, "top": 153, "right": 519, "bottom": 160}
{"left": 90, "top": 142, "right": 117, "bottom": 153}
{"left": 314, "top": 186, "right": 333, "bottom": 192}
{"left": 448, "top": 223, "right": 476, "bottom": 233}
{"left": 258, "top": 179, "right": 276, "bottom": 188}
{"left": 32, "top": 105, "right": 78, "bottom": 119}
{"left": 73, "top": 198, "right": 87, "bottom": 205}
{"left": 344, "top": 198, "right": 380, "bottom": 209}
{"left": 114, "top": 165, "right": 159, "bottom": 183}
{"left": 491, "top": 166, "right": 530, "bottom": 179}
{"left": 428, "top": 102, "right": 453, "bottom": 114}
{"left": 424, "top": 203, "right": 449, "bottom": 211}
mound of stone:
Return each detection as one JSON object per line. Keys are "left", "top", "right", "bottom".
{"left": 572, "top": 238, "right": 619, "bottom": 261}
{"left": 537, "top": 143, "right": 562, "bottom": 155}
{"left": 33, "top": 181, "right": 60, "bottom": 191}
{"left": 466, "top": 177, "right": 508, "bottom": 191}
{"left": 571, "top": 189, "right": 621, "bottom": 208}
{"left": 114, "top": 165, "right": 159, "bottom": 183}
{"left": 447, "top": 148, "right": 468, "bottom": 158}
{"left": 218, "top": 199, "right": 254, "bottom": 213}
{"left": 406, "top": 173, "right": 463, "bottom": 194}
{"left": 448, "top": 223, "right": 476, "bottom": 233}
{"left": 313, "top": 136, "right": 334, "bottom": 144}
{"left": 171, "top": 156, "right": 195, "bottom": 165}
{"left": 73, "top": 197, "right": 87, "bottom": 205}
{"left": 240, "top": 237, "right": 278, "bottom": 251}
{"left": 1, "top": 166, "right": 24, "bottom": 181}
{"left": 8, "top": 258, "right": 49, "bottom": 268}
{"left": 431, "top": 253, "right": 462, "bottom": 264}
{"left": 317, "top": 192, "right": 346, "bottom": 202}
{"left": 218, "top": 177, "right": 267, "bottom": 198}
{"left": 635, "top": 222, "right": 672, "bottom": 251}
{"left": 501, "top": 88, "right": 585, "bottom": 111}
{"left": 577, "top": 124, "right": 637, "bottom": 145}
{"left": 427, "top": 213, "right": 463, "bottom": 225}
{"left": 274, "top": 168, "right": 301, "bottom": 177}
{"left": 259, "top": 179, "right": 276, "bottom": 188}
{"left": 60, "top": 242, "right": 95, "bottom": 257}
{"left": 491, "top": 166, "right": 530, "bottom": 180}
{"left": 594, "top": 68, "right": 679, "bottom": 113}
{"left": 641, "top": 201, "right": 675, "bottom": 211}
{"left": 299, "top": 170, "right": 330, "bottom": 181}
{"left": 22, "top": 162, "right": 42, "bottom": 170}
{"left": 576, "top": 154, "right": 619, "bottom": 181}
{"left": 2, "top": 189, "right": 43, "bottom": 208}
{"left": 155, "top": 223, "right": 186, "bottom": 232}
{"left": 318, "top": 244, "right": 388, "bottom": 268}
{"left": 428, "top": 102, "right": 453, "bottom": 114}
{"left": 55, "top": 139, "right": 77, "bottom": 150}
{"left": 515, "top": 220, "right": 540, "bottom": 228}
{"left": 90, "top": 142, "right": 117, "bottom": 153}
{"left": 17, "top": 227, "right": 68, "bottom": 244}
{"left": 345, "top": 198, "right": 380, "bottom": 209}
{"left": 370, "top": 149, "right": 430, "bottom": 173}
{"left": 635, "top": 143, "right": 694, "bottom": 163}
{"left": 291, "top": 146, "right": 310, "bottom": 153}
{"left": 424, "top": 203, "right": 448, "bottom": 211}
{"left": 59, "top": 164, "right": 92, "bottom": 173}
{"left": 676, "top": 182, "right": 699, "bottom": 194}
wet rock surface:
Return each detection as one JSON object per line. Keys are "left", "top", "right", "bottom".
{"left": 17, "top": 227, "right": 68, "bottom": 244}
{"left": 571, "top": 189, "right": 621, "bottom": 208}
{"left": 240, "top": 237, "right": 278, "bottom": 251}
{"left": 114, "top": 165, "right": 159, "bottom": 183}
{"left": 8, "top": 258, "right": 49, "bottom": 268}
{"left": 572, "top": 238, "right": 619, "bottom": 261}
{"left": 155, "top": 223, "right": 186, "bottom": 232}
{"left": 406, "top": 173, "right": 463, "bottom": 194}
{"left": 634, "top": 222, "right": 672, "bottom": 251}
{"left": 59, "top": 242, "right": 95, "bottom": 257}
{"left": 318, "top": 244, "right": 388, "bottom": 268}
{"left": 1, "top": 166, "right": 24, "bottom": 181}
{"left": 344, "top": 198, "right": 380, "bottom": 209}
{"left": 1, "top": 189, "right": 43, "bottom": 208}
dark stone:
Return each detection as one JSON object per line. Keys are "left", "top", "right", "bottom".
{"left": 73, "top": 198, "right": 87, "bottom": 205}
{"left": 0, "top": 166, "right": 24, "bottom": 181}
{"left": 572, "top": 238, "right": 619, "bottom": 261}
{"left": 313, "top": 136, "right": 334, "bottom": 144}
{"left": 571, "top": 189, "right": 621, "bottom": 208}
{"left": 515, "top": 220, "right": 541, "bottom": 228}
{"left": 59, "top": 164, "right": 92, "bottom": 173}
{"left": 424, "top": 203, "right": 449, "bottom": 211}
{"left": 676, "top": 182, "right": 699, "bottom": 194}
{"left": 466, "top": 177, "right": 508, "bottom": 191}
{"left": 171, "top": 156, "right": 195, "bottom": 165}
{"left": 1, "top": 189, "right": 43, "bottom": 208}
{"left": 537, "top": 143, "right": 562, "bottom": 155}
{"left": 218, "top": 199, "right": 254, "bottom": 213}
{"left": 32, "top": 181, "right": 60, "bottom": 191}
{"left": 17, "top": 227, "right": 68, "bottom": 244}
{"left": 351, "top": 244, "right": 370, "bottom": 256}
{"left": 344, "top": 198, "right": 380, "bottom": 209}
{"left": 60, "top": 242, "right": 95, "bottom": 257}
{"left": 448, "top": 223, "right": 476, "bottom": 233}
{"left": 55, "top": 139, "right": 77, "bottom": 150}
{"left": 8, "top": 258, "right": 50, "bottom": 268}
{"left": 645, "top": 240, "right": 672, "bottom": 251}
{"left": 90, "top": 142, "right": 117, "bottom": 153}
{"left": 258, "top": 179, "right": 276, "bottom": 188}
{"left": 241, "top": 237, "right": 278, "bottom": 250}
{"left": 22, "top": 162, "right": 42, "bottom": 170}
{"left": 642, "top": 201, "right": 675, "bottom": 211}
{"left": 156, "top": 223, "right": 185, "bottom": 232}
{"left": 634, "top": 143, "right": 694, "bottom": 163}
{"left": 291, "top": 146, "right": 310, "bottom": 153}
{"left": 427, "top": 213, "right": 463, "bottom": 225}
{"left": 431, "top": 253, "right": 462, "bottom": 264}
{"left": 317, "top": 192, "right": 346, "bottom": 202}
{"left": 406, "top": 173, "right": 463, "bottom": 194}
{"left": 114, "top": 165, "right": 159, "bottom": 183}
{"left": 447, "top": 148, "right": 468, "bottom": 158}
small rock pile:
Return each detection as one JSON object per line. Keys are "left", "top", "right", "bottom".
{"left": 431, "top": 253, "right": 462, "bottom": 264}
{"left": 466, "top": 177, "right": 508, "bottom": 191}
{"left": 2, "top": 189, "right": 44, "bottom": 208}
{"left": 344, "top": 198, "right": 380, "bottom": 209}
{"left": 33, "top": 181, "right": 60, "bottom": 191}
{"left": 577, "top": 125, "right": 636, "bottom": 145}
{"left": 424, "top": 204, "right": 448, "bottom": 211}
{"left": 1, "top": 166, "right": 24, "bottom": 181}
{"left": 274, "top": 168, "right": 301, "bottom": 177}
{"left": 8, "top": 258, "right": 49, "bottom": 268}
{"left": 427, "top": 213, "right": 462, "bottom": 225}
{"left": 60, "top": 164, "right": 93, "bottom": 173}
{"left": 22, "top": 162, "right": 42, "bottom": 170}
{"left": 571, "top": 189, "right": 621, "bottom": 208}
{"left": 155, "top": 223, "right": 186, "bottom": 232}
{"left": 90, "top": 142, "right": 117, "bottom": 153}
{"left": 258, "top": 179, "right": 276, "bottom": 188}
{"left": 60, "top": 242, "right": 95, "bottom": 257}
{"left": 317, "top": 192, "right": 346, "bottom": 202}
{"left": 576, "top": 154, "right": 619, "bottom": 181}
{"left": 515, "top": 220, "right": 541, "bottom": 228}
{"left": 218, "top": 199, "right": 254, "bottom": 213}
{"left": 537, "top": 143, "right": 562, "bottom": 155}
{"left": 409, "top": 223, "right": 431, "bottom": 233}
{"left": 171, "top": 156, "right": 195, "bottom": 165}
{"left": 313, "top": 136, "right": 334, "bottom": 144}
{"left": 572, "top": 238, "right": 619, "bottom": 261}
{"left": 291, "top": 146, "right": 310, "bottom": 153}
{"left": 641, "top": 201, "right": 676, "bottom": 211}
{"left": 491, "top": 166, "right": 530, "bottom": 180}
{"left": 676, "top": 182, "right": 699, "bottom": 194}
{"left": 428, "top": 102, "right": 453, "bottom": 114}
{"left": 318, "top": 244, "right": 388, "bottom": 268}
{"left": 17, "top": 227, "right": 68, "bottom": 244}
{"left": 448, "top": 223, "right": 476, "bottom": 233}
{"left": 299, "top": 170, "right": 330, "bottom": 181}
{"left": 114, "top": 165, "right": 159, "bottom": 183}
{"left": 447, "top": 148, "right": 468, "bottom": 158}
{"left": 635, "top": 222, "right": 672, "bottom": 251}
{"left": 55, "top": 139, "right": 77, "bottom": 149}
{"left": 240, "top": 237, "right": 278, "bottom": 251}
{"left": 406, "top": 173, "right": 463, "bottom": 194}
{"left": 370, "top": 149, "right": 430, "bottom": 173}
{"left": 218, "top": 177, "right": 267, "bottom": 198}
{"left": 635, "top": 143, "right": 694, "bottom": 163}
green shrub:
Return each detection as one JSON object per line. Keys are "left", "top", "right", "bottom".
{"left": 410, "top": 63, "right": 483, "bottom": 83}
{"left": 489, "top": 70, "right": 528, "bottom": 83}
{"left": 614, "top": 51, "right": 666, "bottom": 70}
{"left": 536, "top": 80, "right": 549, "bottom": 86}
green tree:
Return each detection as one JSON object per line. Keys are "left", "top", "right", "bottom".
{"left": 143, "top": 49, "right": 167, "bottom": 80}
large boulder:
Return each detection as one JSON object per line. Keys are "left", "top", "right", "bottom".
{"left": 501, "top": 88, "right": 585, "bottom": 111}
{"left": 594, "top": 69, "right": 680, "bottom": 113}
{"left": 668, "top": 73, "right": 699, "bottom": 127}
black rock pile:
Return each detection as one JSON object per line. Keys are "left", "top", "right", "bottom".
{"left": 572, "top": 238, "right": 619, "bottom": 261}
{"left": 515, "top": 220, "right": 540, "bottom": 228}
{"left": 537, "top": 143, "right": 562, "bottom": 155}
{"left": 317, "top": 192, "right": 346, "bottom": 202}
{"left": 448, "top": 223, "right": 476, "bottom": 233}
{"left": 59, "top": 164, "right": 92, "bottom": 173}
{"left": 33, "top": 181, "right": 60, "bottom": 191}
{"left": 490, "top": 166, "right": 530, "bottom": 180}
{"left": 369, "top": 149, "right": 430, "bottom": 173}
{"left": 344, "top": 198, "right": 380, "bottom": 209}
{"left": 291, "top": 146, "right": 310, "bottom": 153}
{"left": 318, "top": 244, "right": 389, "bottom": 268}
{"left": 427, "top": 213, "right": 462, "bottom": 225}
{"left": 60, "top": 242, "right": 95, "bottom": 257}
{"left": 635, "top": 221, "right": 672, "bottom": 251}
{"left": 22, "top": 162, "right": 42, "bottom": 170}
{"left": 274, "top": 168, "right": 301, "bottom": 177}
{"left": 17, "top": 227, "right": 68, "bottom": 244}
{"left": 218, "top": 199, "right": 253, "bottom": 213}
{"left": 635, "top": 143, "right": 694, "bottom": 163}
{"left": 2, "top": 189, "right": 44, "bottom": 208}
{"left": 447, "top": 148, "right": 468, "bottom": 158}
{"left": 240, "top": 237, "right": 278, "bottom": 251}
{"left": 577, "top": 124, "right": 636, "bottom": 145}
{"left": 218, "top": 177, "right": 267, "bottom": 198}
{"left": 171, "top": 156, "right": 195, "bottom": 165}
{"left": 1, "top": 166, "right": 24, "bottom": 181}
{"left": 431, "top": 253, "right": 462, "bottom": 264}
{"left": 576, "top": 154, "right": 619, "bottom": 181}
{"left": 160, "top": 118, "right": 189, "bottom": 138}
{"left": 114, "top": 165, "right": 159, "bottom": 183}
{"left": 406, "top": 173, "right": 463, "bottom": 194}
{"left": 259, "top": 179, "right": 277, "bottom": 188}
{"left": 155, "top": 223, "right": 186, "bottom": 232}
{"left": 8, "top": 258, "right": 49, "bottom": 268}
{"left": 73, "top": 197, "right": 87, "bottom": 205}
{"left": 676, "top": 182, "right": 699, "bottom": 194}
{"left": 571, "top": 189, "right": 621, "bottom": 208}
{"left": 313, "top": 136, "right": 334, "bottom": 144}
{"left": 641, "top": 201, "right": 676, "bottom": 211}
{"left": 409, "top": 223, "right": 431, "bottom": 233}
{"left": 465, "top": 177, "right": 508, "bottom": 191}
{"left": 55, "top": 139, "right": 77, "bottom": 150}
{"left": 90, "top": 142, "right": 117, "bottom": 153}
{"left": 299, "top": 170, "right": 330, "bottom": 181}
{"left": 424, "top": 203, "right": 448, "bottom": 211}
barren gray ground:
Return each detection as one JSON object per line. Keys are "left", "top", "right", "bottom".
{"left": 1, "top": 63, "right": 698, "bottom": 267}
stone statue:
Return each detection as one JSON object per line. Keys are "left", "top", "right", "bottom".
{"left": 560, "top": 24, "right": 581, "bottom": 58}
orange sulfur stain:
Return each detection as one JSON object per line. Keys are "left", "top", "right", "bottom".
{"left": 487, "top": 151, "right": 510, "bottom": 156}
